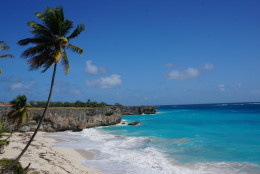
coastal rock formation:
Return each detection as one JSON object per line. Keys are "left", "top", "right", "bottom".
{"left": 0, "top": 106, "right": 157, "bottom": 132}
{"left": 128, "top": 121, "right": 141, "bottom": 126}
{"left": 118, "top": 106, "right": 156, "bottom": 115}
{"left": 31, "top": 107, "right": 122, "bottom": 132}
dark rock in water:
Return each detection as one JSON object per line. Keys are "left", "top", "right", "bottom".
{"left": 128, "top": 121, "right": 140, "bottom": 126}
{"left": 72, "top": 126, "right": 83, "bottom": 132}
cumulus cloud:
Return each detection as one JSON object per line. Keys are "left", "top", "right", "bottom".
{"left": 69, "top": 89, "right": 81, "bottom": 94}
{"left": 86, "top": 60, "right": 106, "bottom": 75}
{"left": 218, "top": 84, "right": 225, "bottom": 92}
{"left": 165, "top": 63, "right": 175, "bottom": 68}
{"left": 9, "top": 82, "right": 35, "bottom": 91}
{"left": 252, "top": 90, "right": 260, "bottom": 95}
{"left": 86, "top": 74, "right": 122, "bottom": 89}
{"left": 1, "top": 76, "right": 23, "bottom": 83}
{"left": 167, "top": 67, "right": 200, "bottom": 80}
{"left": 203, "top": 63, "right": 214, "bottom": 70}
{"left": 237, "top": 83, "right": 242, "bottom": 89}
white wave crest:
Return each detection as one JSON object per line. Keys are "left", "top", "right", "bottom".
{"left": 52, "top": 129, "right": 260, "bottom": 174}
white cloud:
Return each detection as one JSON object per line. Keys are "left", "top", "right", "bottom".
{"left": 237, "top": 83, "right": 242, "bottom": 89}
{"left": 9, "top": 82, "right": 35, "bottom": 91}
{"left": 203, "top": 63, "right": 214, "bottom": 70}
{"left": 167, "top": 67, "right": 200, "bottom": 80}
{"left": 165, "top": 63, "right": 175, "bottom": 68}
{"left": 1, "top": 76, "right": 23, "bottom": 83}
{"left": 69, "top": 89, "right": 81, "bottom": 94}
{"left": 252, "top": 90, "right": 260, "bottom": 95}
{"left": 218, "top": 84, "right": 225, "bottom": 92}
{"left": 86, "top": 74, "right": 122, "bottom": 89}
{"left": 86, "top": 60, "right": 106, "bottom": 75}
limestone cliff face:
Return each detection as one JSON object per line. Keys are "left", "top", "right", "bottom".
{"left": 119, "top": 106, "right": 157, "bottom": 115}
{"left": 31, "top": 107, "right": 122, "bottom": 131}
{"left": 1, "top": 106, "right": 157, "bottom": 132}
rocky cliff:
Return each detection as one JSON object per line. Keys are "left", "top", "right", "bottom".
{"left": 24, "top": 107, "right": 122, "bottom": 132}
{"left": 119, "top": 106, "right": 157, "bottom": 115}
{"left": 1, "top": 106, "right": 156, "bottom": 132}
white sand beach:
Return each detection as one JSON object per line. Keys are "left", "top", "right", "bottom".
{"left": 0, "top": 132, "right": 102, "bottom": 174}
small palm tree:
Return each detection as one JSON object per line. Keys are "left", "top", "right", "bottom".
{"left": 0, "top": 41, "right": 14, "bottom": 74}
{"left": 1, "top": 6, "right": 85, "bottom": 173}
{"left": 8, "top": 95, "right": 32, "bottom": 126}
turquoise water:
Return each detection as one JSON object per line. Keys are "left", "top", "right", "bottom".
{"left": 99, "top": 103, "right": 260, "bottom": 173}
{"left": 54, "top": 102, "right": 260, "bottom": 174}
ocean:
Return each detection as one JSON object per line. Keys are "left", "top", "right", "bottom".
{"left": 51, "top": 102, "right": 260, "bottom": 174}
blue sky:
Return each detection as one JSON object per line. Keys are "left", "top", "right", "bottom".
{"left": 1, "top": 0, "right": 260, "bottom": 106}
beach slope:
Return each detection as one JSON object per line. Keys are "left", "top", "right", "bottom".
{"left": 0, "top": 132, "right": 102, "bottom": 174}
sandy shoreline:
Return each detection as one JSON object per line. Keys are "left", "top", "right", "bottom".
{"left": 0, "top": 132, "right": 102, "bottom": 174}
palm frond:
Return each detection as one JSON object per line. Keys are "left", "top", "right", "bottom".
{"left": 36, "top": 7, "right": 58, "bottom": 33}
{"left": 9, "top": 108, "right": 23, "bottom": 118}
{"left": 61, "top": 20, "right": 73, "bottom": 36}
{"left": 21, "top": 109, "right": 27, "bottom": 124}
{"left": 67, "top": 44, "right": 83, "bottom": 55}
{"left": 21, "top": 44, "right": 52, "bottom": 58}
{"left": 0, "top": 41, "right": 10, "bottom": 51}
{"left": 0, "top": 54, "right": 14, "bottom": 58}
{"left": 18, "top": 37, "right": 50, "bottom": 46}
{"left": 67, "top": 24, "right": 86, "bottom": 40}
{"left": 41, "top": 58, "right": 55, "bottom": 73}
{"left": 9, "top": 95, "right": 27, "bottom": 110}
{"left": 27, "top": 22, "right": 55, "bottom": 40}
{"left": 27, "top": 49, "right": 53, "bottom": 71}
{"left": 61, "top": 50, "right": 69, "bottom": 74}
{"left": 36, "top": 6, "right": 69, "bottom": 36}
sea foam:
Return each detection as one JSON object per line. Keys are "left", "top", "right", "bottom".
{"left": 52, "top": 128, "right": 260, "bottom": 174}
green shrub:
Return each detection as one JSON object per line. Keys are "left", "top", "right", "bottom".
{"left": 0, "top": 159, "right": 29, "bottom": 174}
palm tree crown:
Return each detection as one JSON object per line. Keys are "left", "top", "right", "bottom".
{"left": 8, "top": 95, "right": 32, "bottom": 126}
{"left": 18, "top": 6, "right": 85, "bottom": 74}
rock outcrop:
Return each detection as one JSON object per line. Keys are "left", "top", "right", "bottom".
{"left": 0, "top": 106, "right": 156, "bottom": 132}
{"left": 128, "top": 121, "right": 141, "bottom": 126}
{"left": 118, "top": 106, "right": 156, "bottom": 115}
{"left": 30, "top": 107, "right": 122, "bottom": 132}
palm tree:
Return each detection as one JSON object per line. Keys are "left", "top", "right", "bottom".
{"left": 1, "top": 6, "right": 85, "bottom": 173}
{"left": 0, "top": 41, "right": 14, "bottom": 74}
{"left": 8, "top": 95, "right": 32, "bottom": 126}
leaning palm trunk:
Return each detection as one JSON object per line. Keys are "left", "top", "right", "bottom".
{"left": 1, "top": 64, "right": 57, "bottom": 174}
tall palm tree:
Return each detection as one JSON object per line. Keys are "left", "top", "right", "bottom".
{"left": 0, "top": 41, "right": 14, "bottom": 74}
{"left": 8, "top": 95, "right": 32, "bottom": 126}
{"left": 1, "top": 6, "right": 85, "bottom": 173}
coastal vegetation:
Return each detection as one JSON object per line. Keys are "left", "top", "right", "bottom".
{"left": 0, "top": 159, "right": 30, "bottom": 174}
{"left": 29, "top": 99, "right": 122, "bottom": 108}
{"left": 0, "top": 41, "right": 14, "bottom": 74}
{"left": 0, "top": 120, "right": 10, "bottom": 154}
{"left": 8, "top": 95, "right": 32, "bottom": 126}
{"left": 1, "top": 6, "right": 86, "bottom": 173}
